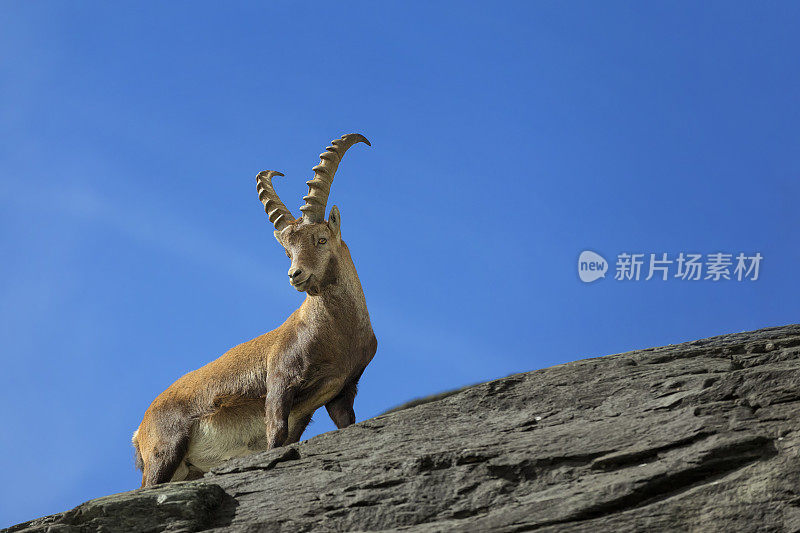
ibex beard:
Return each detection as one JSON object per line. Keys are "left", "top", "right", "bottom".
{"left": 132, "top": 134, "right": 377, "bottom": 487}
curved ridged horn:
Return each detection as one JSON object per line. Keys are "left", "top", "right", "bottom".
{"left": 256, "top": 170, "right": 295, "bottom": 231}
{"left": 300, "top": 133, "right": 371, "bottom": 223}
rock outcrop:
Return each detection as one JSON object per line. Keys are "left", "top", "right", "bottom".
{"left": 8, "top": 325, "right": 800, "bottom": 532}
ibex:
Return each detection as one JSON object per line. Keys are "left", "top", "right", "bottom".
{"left": 132, "top": 134, "right": 377, "bottom": 487}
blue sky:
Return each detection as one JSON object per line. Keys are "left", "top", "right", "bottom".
{"left": 1, "top": 1, "right": 799, "bottom": 527}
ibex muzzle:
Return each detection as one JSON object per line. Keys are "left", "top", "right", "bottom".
{"left": 132, "top": 134, "right": 376, "bottom": 487}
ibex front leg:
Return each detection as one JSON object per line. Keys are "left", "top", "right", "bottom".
{"left": 285, "top": 413, "right": 313, "bottom": 445}
{"left": 325, "top": 380, "right": 358, "bottom": 429}
{"left": 264, "top": 373, "right": 297, "bottom": 448}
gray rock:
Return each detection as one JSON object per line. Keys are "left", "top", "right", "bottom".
{"left": 7, "top": 324, "right": 800, "bottom": 532}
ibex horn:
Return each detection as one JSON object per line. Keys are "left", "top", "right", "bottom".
{"left": 257, "top": 170, "right": 295, "bottom": 232}
{"left": 300, "top": 133, "right": 371, "bottom": 223}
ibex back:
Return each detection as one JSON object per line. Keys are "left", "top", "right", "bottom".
{"left": 132, "top": 134, "right": 377, "bottom": 487}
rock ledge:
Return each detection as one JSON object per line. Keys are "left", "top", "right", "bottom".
{"left": 8, "top": 325, "right": 800, "bottom": 532}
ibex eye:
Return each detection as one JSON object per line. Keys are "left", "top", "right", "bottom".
{"left": 318, "top": 238, "right": 327, "bottom": 245}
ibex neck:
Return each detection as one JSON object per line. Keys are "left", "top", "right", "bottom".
{"left": 300, "top": 243, "right": 371, "bottom": 329}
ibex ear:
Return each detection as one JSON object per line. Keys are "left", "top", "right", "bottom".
{"left": 327, "top": 205, "right": 341, "bottom": 238}
{"left": 274, "top": 230, "right": 283, "bottom": 244}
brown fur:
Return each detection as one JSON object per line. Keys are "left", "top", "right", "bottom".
{"left": 133, "top": 216, "right": 377, "bottom": 487}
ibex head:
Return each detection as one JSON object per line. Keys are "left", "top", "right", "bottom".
{"left": 256, "top": 133, "right": 370, "bottom": 295}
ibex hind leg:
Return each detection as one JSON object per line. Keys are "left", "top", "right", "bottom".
{"left": 142, "top": 433, "right": 190, "bottom": 487}
{"left": 184, "top": 463, "right": 206, "bottom": 481}
{"left": 168, "top": 460, "right": 203, "bottom": 481}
